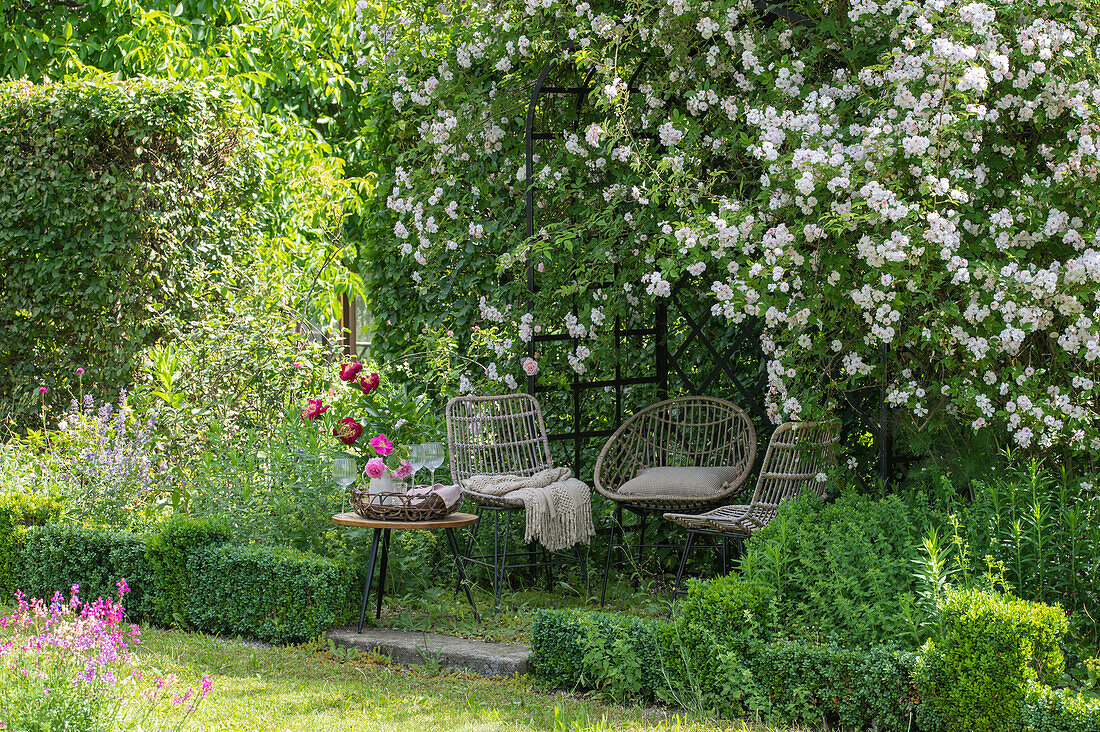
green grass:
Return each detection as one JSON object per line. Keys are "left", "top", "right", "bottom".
{"left": 364, "top": 578, "right": 673, "bottom": 645}
{"left": 134, "top": 626, "right": 784, "bottom": 731}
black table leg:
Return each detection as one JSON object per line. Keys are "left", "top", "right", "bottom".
{"left": 446, "top": 527, "right": 480, "bottom": 622}
{"left": 375, "top": 528, "right": 391, "bottom": 619}
{"left": 358, "top": 528, "right": 383, "bottom": 633}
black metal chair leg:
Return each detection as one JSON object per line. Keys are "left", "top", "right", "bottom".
{"left": 674, "top": 531, "right": 696, "bottom": 595}
{"left": 495, "top": 510, "right": 512, "bottom": 614}
{"left": 357, "top": 528, "right": 382, "bottom": 633}
{"left": 445, "top": 528, "right": 480, "bottom": 622}
{"left": 721, "top": 536, "right": 729, "bottom": 575}
{"left": 543, "top": 546, "right": 553, "bottom": 592}
{"left": 576, "top": 545, "right": 590, "bottom": 599}
{"left": 375, "top": 529, "right": 391, "bottom": 619}
{"left": 600, "top": 505, "right": 622, "bottom": 606}
{"left": 637, "top": 512, "right": 648, "bottom": 565}
{"left": 491, "top": 510, "right": 501, "bottom": 607}
{"left": 464, "top": 506, "right": 483, "bottom": 559}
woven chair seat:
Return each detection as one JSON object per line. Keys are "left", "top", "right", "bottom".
{"left": 663, "top": 503, "right": 777, "bottom": 535}
{"left": 618, "top": 465, "right": 745, "bottom": 502}
{"left": 461, "top": 487, "right": 526, "bottom": 509}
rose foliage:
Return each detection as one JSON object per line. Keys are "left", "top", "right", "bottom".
{"left": 358, "top": 0, "right": 1100, "bottom": 453}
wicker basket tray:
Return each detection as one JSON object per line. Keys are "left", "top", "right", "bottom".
{"left": 349, "top": 485, "right": 460, "bottom": 521}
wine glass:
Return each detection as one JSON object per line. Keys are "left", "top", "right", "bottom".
{"left": 408, "top": 443, "right": 425, "bottom": 487}
{"left": 332, "top": 456, "right": 357, "bottom": 492}
{"left": 422, "top": 442, "right": 445, "bottom": 486}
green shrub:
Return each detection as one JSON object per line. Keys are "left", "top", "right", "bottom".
{"left": 144, "top": 514, "right": 232, "bottom": 626}
{"left": 186, "top": 543, "right": 352, "bottom": 644}
{"left": 737, "top": 492, "right": 938, "bottom": 648}
{"left": 0, "top": 493, "right": 61, "bottom": 599}
{"left": 753, "top": 640, "right": 919, "bottom": 731}
{"left": 916, "top": 589, "right": 1068, "bottom": 732}
{"left": 530, "top": 609, "right": 679, "bottom": 700}
{"left": 1015, "top": 684, "right": 1100, "bottom": 732}
{"left": 15, "top": 523, "right": 154, "bottom": 618}
{"left": 530, "top": 606, "right": 919, "bottom": 730}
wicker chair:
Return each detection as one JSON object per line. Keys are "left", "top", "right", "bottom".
{"left": 446, "top": 393, "right": 589, "bottom": 612}
{"left": 663, "top": 420, "right": 840, "bottom": 591}
{"left": 592, "top": 396, "right": 757, "bottom": 604}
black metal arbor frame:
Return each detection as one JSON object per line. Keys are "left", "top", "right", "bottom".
{"left": 456, "top": 5, "right": 904, "bottom": 606}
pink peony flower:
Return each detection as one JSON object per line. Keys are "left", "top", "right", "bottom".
{"left": 370, "top": 433, "right": 394, "bottom": 455}
{"left": 364, "top": 457, "right": 386, "bottom": 479}
{"left": 521, "top": 357, "right": 539, "bottom": 376}
{"left": 333, "top": 416, "right": 363, "bottom": 445}
{"left": 359, "top": 372, "right": 380, "bottom": 394}
{"left": 390, "top": 460, "right": 413, "bottom": 480}
{"left": 300, "top": 398, "right": 330, "bottom": 420}
{"left": 339, "top": 362, "right": 364, "bottom": 381}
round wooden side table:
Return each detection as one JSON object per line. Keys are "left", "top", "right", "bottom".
{"left": 332, "top": 511, "right": 480, "bottom": 632}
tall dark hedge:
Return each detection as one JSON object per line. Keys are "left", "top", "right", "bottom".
{"left": 0, "top": 78, "right": 261, "bottom": 420}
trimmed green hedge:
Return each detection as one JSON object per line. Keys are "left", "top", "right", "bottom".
{"left": 916, "top": 589, "right": 1068, "bottom": 732}
{"left": 144, "top": 514, "right": 232, "bottom": 626}
{"left": 0, "top": 493, "right": 61, "bottom": 600}
{"left": 186, "top": 543, "right": 352, "bottom": 644}
{"left": 15, "top": 523, "right": 155, "bottom": 619}
{"left": 8, "top": 520, "right": 352, "bottom": 644}
{"left": 530, "top": 607, "right": 920, "bottom": 730}
{"left": 1015, "top": 684, "right": 1100, "bottom": 732}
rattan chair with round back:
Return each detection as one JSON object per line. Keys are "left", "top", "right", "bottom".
{"left": 446, "top": 393, "right": 589, "bottom": 612}
{"left": 592, "top": 395, "right": 757, "bottom": 604}
{"left": 663, "top": 420, "right": 841, "bottom": 592}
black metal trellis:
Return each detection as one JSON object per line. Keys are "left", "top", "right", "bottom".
{"left": 520, "top": 0, "right": 901, "bottom": 486}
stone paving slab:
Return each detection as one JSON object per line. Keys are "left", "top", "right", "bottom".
{"left": 325, "top": 626, "right": 530, "bottom": 678}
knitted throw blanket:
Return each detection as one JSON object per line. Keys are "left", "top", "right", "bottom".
{"left": 462, "top": 467, "right": 595, "bottom": 552}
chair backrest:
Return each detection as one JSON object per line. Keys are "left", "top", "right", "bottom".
{"left": 446, "top": 393, "right": 555, "bottom": 484}
{"left": 748, "top": 421, "right": 840, "bottom": 509}
{"left": 593, "top": 395, "right": 757, "bottom": 496}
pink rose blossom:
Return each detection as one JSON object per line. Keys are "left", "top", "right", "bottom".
{"left": 365, "top": 457, "right": 386, "bottom": 479}
{"left": 521, "top": 358, "right": 539, "bottom": 376}
{"left": 390, "top": 460, "right": 413, "bottom": 480}
{"left": 370, "top": 433, "right": 394, "bottom": 455}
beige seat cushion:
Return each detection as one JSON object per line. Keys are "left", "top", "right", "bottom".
{"left": 618, "top": 465, "right": 742, "bottom": 499}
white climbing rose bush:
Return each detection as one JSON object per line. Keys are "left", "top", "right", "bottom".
{"left": 357, "top": 0, "right": 1100, "bottom": 453}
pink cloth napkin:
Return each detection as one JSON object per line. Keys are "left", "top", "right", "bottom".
{"left": 405, "top": 483, "right": 462, "bottom": 509}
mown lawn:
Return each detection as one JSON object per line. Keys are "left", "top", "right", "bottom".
{"left": 134, "top": 626, "right": 781, "bottom": 731}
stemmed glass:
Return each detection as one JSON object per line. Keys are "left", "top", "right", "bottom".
{"left": 407, "top": 444, "right": 425, "bottom": 487}
{"left": 422, "top": 442, "right": 445, "bottom": 486}
{"left": 332, "top": 456, "right": 358, "bottom": 493}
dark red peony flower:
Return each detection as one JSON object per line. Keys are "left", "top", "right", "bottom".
{"left": 359, "top": 372, "right": 380, "bottom": 394}
{"left": 339, "top": 362, "right": 364, "bottom": 382}
{"left": 300, "top": 398, "right": 330, "bottom": 421}
{"left": 333, "top": 416, "right": 363, "bottom": 445}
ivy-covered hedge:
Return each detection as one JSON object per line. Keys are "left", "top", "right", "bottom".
{"left": 0, "top": 78, "right": 261, "bottom": 421}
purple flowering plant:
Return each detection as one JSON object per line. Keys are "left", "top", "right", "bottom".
{"left": 54, "top": 390, "right": 159, "bottom": 529}
{"left": 0, "top": 582, "right": 212, "bottom": 730}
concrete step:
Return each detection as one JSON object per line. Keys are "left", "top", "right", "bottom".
{"left": 325, "top": 626, "right": 530, "bottom": 678}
